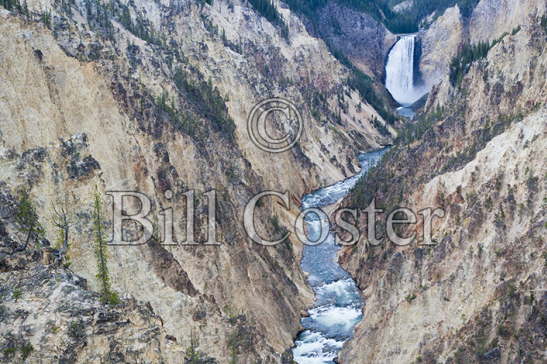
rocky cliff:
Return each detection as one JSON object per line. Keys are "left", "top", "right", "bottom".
{"left": 1, "top": 243, "right": 178, "bottom": 363}
{"left": 314, "top": 1, "right": 397, "bottom": 79}
{"left": 418, "top": 5, "right": 463, "bottom": 90}
{"left": 339, "top": 1, "right": 546, "bottom": 363}
{"left": 0, "top": 0, "right": 394, "bottom": 362}
{"left": 418, "top": 0, "right": 545, "bottom": 95}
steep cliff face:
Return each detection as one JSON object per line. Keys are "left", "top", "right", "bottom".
{"left": 418, "top": 0, "right": 546, "bottom": 95}
{"left": 314, "top": 1, "right": 397, "bottom": 79}
{"left": 419, "top": 6, "right": 463, "bottom": 90}
{"left": 469, "top": 0, "right": 546, "bottom": 43}
{"left": 0, "top": 248, "right": 178, "bottom": 363}
{"left": 339, "top": 3, "right": 545, "bottom": 363}
{"left": 0, "top": 0, "right": 393, "bottom": 362}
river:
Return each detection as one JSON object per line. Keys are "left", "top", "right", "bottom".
{"left": 292, "top": 148, "right": 387, "bottom": 363}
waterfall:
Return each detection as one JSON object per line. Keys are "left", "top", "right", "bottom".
{"left": 385, "top": 34, "right": 427, "bottom": 107}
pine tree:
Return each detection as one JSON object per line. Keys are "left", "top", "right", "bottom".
{"left": 92, "top": 189, "right": 119, "bottom": 304}
{"left": 14, "top": 190, "right": 44, "bottom": 252}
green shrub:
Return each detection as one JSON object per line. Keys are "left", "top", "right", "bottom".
{"left": 12, "top": 288, "right": 22, "bottom": 301}
{"left": 41, "top": 11, "right": 51, "bottom": 29}
{"left": 405, "top": 293, "right": 417, "bottom": 303}
{"left": 21, "top": 343, "right": 33, "bottom": 360}
{"left": 68, "top": 320, "right": 86, "bottom": 339}
{"left": 2, "top": 347, "right": 16, "bottom": 358}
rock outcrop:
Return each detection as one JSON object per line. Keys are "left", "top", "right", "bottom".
{"left": 469, "top": 0, "right": 546, "bottom": 43}
{"left": 314, "top": 1, "right": 397, "bottom": 79}
{"left": 1, "top": 263, "right": 178, "bottom": 363}
{"left": 418, "top": 0, "right": 546, "bottom": 95}
{"left": 419, "top": 6, "right": 463, "bottom": 90}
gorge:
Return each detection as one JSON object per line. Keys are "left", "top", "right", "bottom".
{"left": 0, "top": 0, "right": 545, "bottom": 363}
{"left": 292, "top": 149, "right": 386, "bottom": 363}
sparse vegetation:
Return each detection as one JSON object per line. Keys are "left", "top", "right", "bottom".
{"left": 154, "top": 89, "right": 198, "bottom": 139}
{"left": 449, "top": 41, "right": 491, "bottom": 87}
{"left": 20, "top": 343, "right": 33, "bottom": 360}
{"left": 248, "top": 0, "right": 289, "bottom": 39}
{"left": 226, "top": 315, "right": 254, "bottom": 363}
{"left": 92, "top": 190, "right": 120, "bottom": 305}
{"left": 285, "top": 0, "right": 480, "bottom": 34}
{"left": 68, "top": 320, "right": 86, "bottom": 340}
{"left": 14, "top": 191, "right": 44, "bottom": 251}
{"left": 12, "top": 288, "right": 22, "bottom": 301}
{"left": 184, "top": 332, "right": 218, "bottom": 363}
{"left": 405, "top": 293, "right": 417, "bottom": 303}
{"left": 2, "top": 342, "right": 34, "bottom": 361}
{"left": 184, "top": 334, "right": 201, "bottom": 363}
{"left": 82, "top": 0, "right": 164, "bottom": 45}
{"left": 349, "top": 147, "right": 398, "bottom": 210}
{"left": 394, "top": 105, "right": 444, "bottom": 144}
{"left": 395, "top": 116, "right": 435, "bottom": 145}
{"left": 2, "top": 347, "right": 16, "bottom": 358}
{"left": 449, "top": 27, "right": 520, "bottom": 87}
{"left": 371, "top": 117, "right": 391, "bottom": 137}
{"left": 173, "top": 68, "right": 236, "bottom": 141}
{"left": 271, "top": 2, "right": 397, "bottom": 124}
{"left": 344, "top": 64, "right": 397, "bottom": 124}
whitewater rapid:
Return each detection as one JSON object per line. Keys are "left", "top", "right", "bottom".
{"left": 292, "top": 149, "right": 387, "bottom": 363}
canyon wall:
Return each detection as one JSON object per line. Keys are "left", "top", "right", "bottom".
{"left": 419, "top": 0, "right": 545, "bottom": 95}
{"left": 340, "top": 1, "right": 546, "bottom": 363}
{"left": 418, "top": 5, "right": 463, "bottom": 90}
{"left": 314, "top": 1, "right": 397, "bottom": 79}
{"left": 0, "top": 0, "right": 392, "bottom": 362}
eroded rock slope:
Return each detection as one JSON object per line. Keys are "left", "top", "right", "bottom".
{"left": 339, "top": 3, "right": 546, "bottom": 363}
{"left": 0, "top": 0, "right": 393, "bottom": 362}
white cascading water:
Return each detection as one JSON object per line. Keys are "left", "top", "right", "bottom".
{"left": 292, "top": 149, "right": 387, "bottom": 364}
{"left": 385, "top": 34, "right": 427, "bottom": 107}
